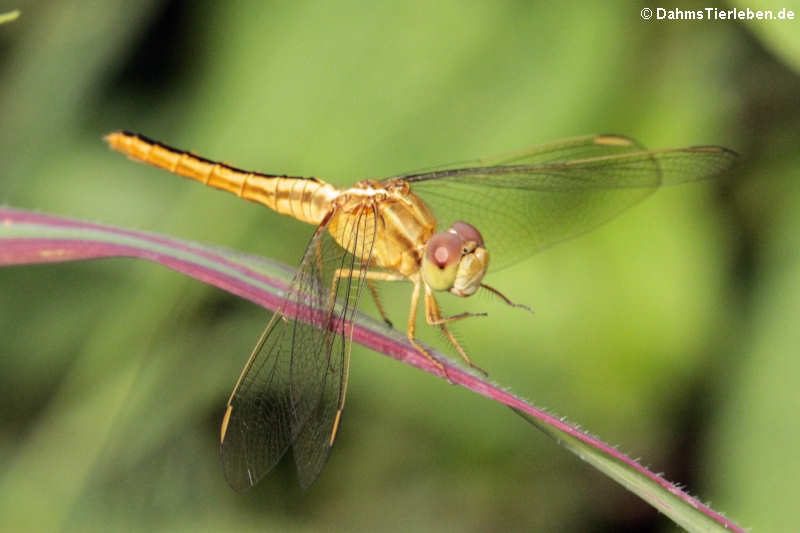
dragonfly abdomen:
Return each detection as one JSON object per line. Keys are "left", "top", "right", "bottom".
{"left": 105, "top": 131, "right": 338, "bottom": 225}
{"left": 243, "top": 174, "right": 337, "bottom": 226}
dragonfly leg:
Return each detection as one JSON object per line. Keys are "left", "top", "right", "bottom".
{"left": 424, "top": 286, "right": 488, "bottom": 376}
{"left": 426, "top": 309, "right": 487, "bottom": 326}
{"left": 405, "top": 279, "right": 450, "bottom": 380}
{"left": 331, "top": 268, "right": 404, "bottom": 327}
{"left": 480, "top": 283, "right": 534, "bottom": 315}
{"left": 366, "top": 278, "right": 393, "bottom": 328}
{"left": 422, "top": 290, "right": 488, "bottom": 326}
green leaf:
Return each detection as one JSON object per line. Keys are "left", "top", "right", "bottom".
{"left": 0, "top": 207, "right": 746, "bottom": 532}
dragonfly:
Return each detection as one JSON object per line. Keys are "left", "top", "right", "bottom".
{"left": 105, "top": 131, "right": 736, "bottom": 490}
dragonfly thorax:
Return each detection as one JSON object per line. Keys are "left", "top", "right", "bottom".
{"left": 328, "top": 181, "right": 437, "bottom": 278}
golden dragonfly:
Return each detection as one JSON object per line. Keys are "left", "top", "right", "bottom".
{"left": 106, "top": 131, "right": 736, "bottom": 490}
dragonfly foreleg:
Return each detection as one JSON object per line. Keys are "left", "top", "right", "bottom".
{"left": 425, "top": 310, "right": 487, "bottom": 326}
{"left": 424, "top": 286, "right": 488, "bottom": 376}
{"left": 423, "top": 289, "right": 487, "bottom": 326}
{"left": 480, "top": 283, "right": 534, "bottom": 315}
{"left": 404, "top": 279, "right": 450, "bottom": 380}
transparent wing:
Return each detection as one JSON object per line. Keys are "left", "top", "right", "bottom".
{"left": 396, "top": 134, "right": 647, "bottom": 177}
{"left": 471, "top": 133, "right": 648, "bottom": 166}
{"left": 399, "top": 139, "right": 736, "bottom": 270}
{"left": 219, "top": 207, "right": 376, "bottom": 490}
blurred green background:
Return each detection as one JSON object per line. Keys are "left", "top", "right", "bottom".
{"left": 1, "top": 1, "right": 798, "bottom": 531}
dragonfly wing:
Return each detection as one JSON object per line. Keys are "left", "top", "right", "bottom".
{"left": 397, "top": 134, "right": 647, "bottom": 176}
{"left": 220, "top": 207, "right": 376, "bottom": 491}
{"left": 291, "top": 207, "right": 377, "bottom": 488}
{"left": 472, "top": 133, "right": 647, "bottom": 166}
{"left": 404, "top": 144, "right": 736, "bottom": 270}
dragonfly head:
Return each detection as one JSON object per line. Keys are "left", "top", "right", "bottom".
{"left": 422, "top": 221, "right": 489, "bottom": 297}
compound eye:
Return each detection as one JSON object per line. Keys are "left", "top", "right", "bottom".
{"left": 450, "top": 221, "right": 484, "bottom": 247}
{"left": 425, "top": 231, "right": 463, "bottom": 268}
{"left": 422, "top": 231, "right": 464, "bottom": 291}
